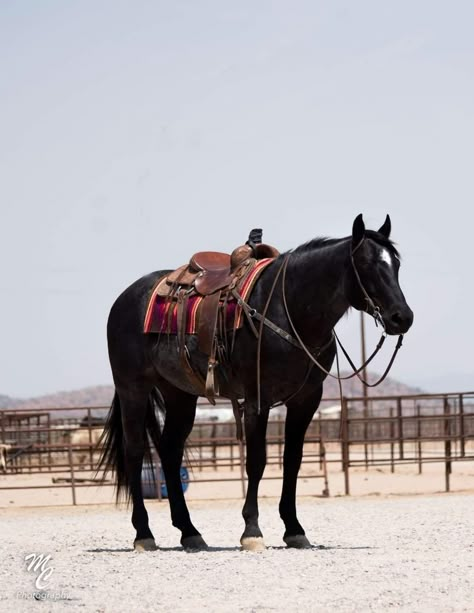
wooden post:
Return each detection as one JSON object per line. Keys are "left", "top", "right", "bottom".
{"left": 341, "top": 397, "right": 350, "bottom": 495}
{"left": 47, "top": 413, "right": 52, "bottom": 470}
{"left": 360, "top": 312, "right": 369, "bottom": 471}
{"left": 199, "top": 424, "right": 203, "bottom": 471}
{"left": 397, "top": 398, "right": 404, "bottom": 460}
{"left": 390, "top": 406, "right": 395, "bottom": 473}
{"left": 68, "top": 444, "right": 77, "bottom": 506}
{"left": 212, "top": 423, "right": 217, "bottom": 471}
{"left": 87, "top": 408, "right": 93, "bottom": 470}
{"left": 0, "top": 409, "right": 5, "bottom": 444}
{"left": 444, "top": 397, "right": 451, "bottom": 493}
{"left": 238, "top": 438, "right": 246, "bottom": 499}
{"left": 278, "top": 419, "right": 283, "bottom": 469}
{"left": 416, "top": 404, "right": 422, "bottom": 475}
{"left": 37, "top": 415, "right": 42, "bottom": 472}
{"left": 459, "top": 394, "right": 465, "bottom": 458}
{"left": 317, "top": 413, "right": 323, "bottom": 470}
{"left": 153, "top": 446, "right": 162, "bottom": 502}
{"left": 321, "top": 438, "right": 330, "bottom": 497}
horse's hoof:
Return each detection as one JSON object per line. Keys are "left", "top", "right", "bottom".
{"left": 240, "top": 536, "right": 266, "bottom": 552}
{"left": 134, "top": 538, "right": 158, "bottom": 552}
{"left": 181, "top": 535, "right": 208, "bottom": 551}
{"left": 284, "top": 534, "right": 312, "bottom": 549}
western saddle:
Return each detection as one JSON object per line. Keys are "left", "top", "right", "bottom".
{"left": 153, "top": 230, "right": 279, "bottom": 409}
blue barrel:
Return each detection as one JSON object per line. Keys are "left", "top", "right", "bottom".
{"left": 141, "top": 463, "right": 189, "bottom": 499}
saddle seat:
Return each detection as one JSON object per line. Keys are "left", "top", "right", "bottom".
{"left": 189, "top": 251, "right": 234, "bottom": 296}
{"left": 190, "top": 251, "right": 230, "bottom": 273}
{"left": 162, "top": 243, "right": 278, "bottom": 297}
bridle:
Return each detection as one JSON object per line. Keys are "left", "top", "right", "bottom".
{"left": 280, "top": 239, "right": 404, "bottom": 385}
{"left": 349, "top": 236, "right": 385, "bottom": 328}
{"left": 236, "top": 237, "right": 405, "bottom": 413}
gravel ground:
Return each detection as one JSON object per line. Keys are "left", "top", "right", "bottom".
{"left": 1, "top": 494, "right": 473, "bottom": 612}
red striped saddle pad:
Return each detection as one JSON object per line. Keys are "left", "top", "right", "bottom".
{"left": 144, "top": 258, "right": 273, "bottom": 334}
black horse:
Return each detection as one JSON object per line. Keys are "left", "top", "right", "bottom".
{"left": 99, "top": 214, "right": 413, "bottom": 551}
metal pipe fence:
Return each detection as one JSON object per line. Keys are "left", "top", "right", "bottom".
{"left": 0, "top": 391, "right": 473, "bottom": 505}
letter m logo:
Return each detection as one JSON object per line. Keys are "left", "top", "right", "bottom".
{"left": 25, "top": 553, "right": 54, "bottom": 589}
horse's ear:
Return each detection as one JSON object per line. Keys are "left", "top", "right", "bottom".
{"left": 378, "top": 214, "right": 391, "bottom": 238}
{"left": 352, "top": 214, "right": 365, "bottom": 247}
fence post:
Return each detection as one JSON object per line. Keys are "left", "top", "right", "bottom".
{"left": 238, "top": 438, "right": 246, "bottom": 499}
{"left": 388, "top": 406, "right": 394, "bottom": 473}
{"left": 152, "top": 446, "right": 162, "bottom": 502}
{"left": 363, "top": 399, "right": 369, "bottom": 471}
{"left": 199, "top": 424, "right": 203, "bottom": 471}
{"left": 47, "top": 413, "right": 52, "bottom": 470}
{"left": 278, "top": 419, "right": 283, "bottom": 469}
{"left": 37, "top": 415, "right": 42, "bottom": 472}
{"left": 397, "top": 398, "right": 404, "bottom": 460}
{"left": 416, "top": 404, "right": 422, "bottom": 474}
{"left": 87, "top": 408, "right": 93, "bottom": 470}
{"left": 341, "top": 397, "right": 350, "bottom": 495}
{"left": 459, "top": 394, "right": 465, "bottom": 458}
{"left": 0, "top": 409, "right": 5, "bottom": 444}
{"left": 212, "top": 423, "right": 217, "bottom": 471}
{"left": 444, "top": 397, "right": 451, "bottom": 492}
{"left": 317, "top": 414, "right": 323, "bottom": 471}
{"left": 68, "top": 444, "right": 77, "bottom": 506}
{"left": 321, "top": 439, "right": 329, "bottom": 497}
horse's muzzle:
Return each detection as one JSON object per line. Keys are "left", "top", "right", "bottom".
{"left": 383, "top": 305, "right": 414, "bottom": 335}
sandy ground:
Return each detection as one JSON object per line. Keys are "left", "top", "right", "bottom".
{"left": 0, "top": 494, "right": 473, "bottom": 612}
{"left": 1, "top": 455, "right": 473, "bottom": 507}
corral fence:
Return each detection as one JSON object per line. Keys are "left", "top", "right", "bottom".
{"left": 0, "top": 391, "right": 473, "bottom": 505}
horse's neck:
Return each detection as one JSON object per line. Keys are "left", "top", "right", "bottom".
{"left": 285, "top": 241, "right": 350, "bottom": 344}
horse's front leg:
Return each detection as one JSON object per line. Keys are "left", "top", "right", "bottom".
{"left": 240, "top": 407, "right": 270, "bottom": 551}
{"left": 279, "top": 388, "right": 322, "bottom": 548}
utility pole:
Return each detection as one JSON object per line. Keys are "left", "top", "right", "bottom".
{"left": 360, "top": 311, "right": 369, "bottom": 469}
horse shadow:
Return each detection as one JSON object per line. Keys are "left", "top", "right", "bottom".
{"left": 86, "top": 544, "right": 376, "bottom": 554}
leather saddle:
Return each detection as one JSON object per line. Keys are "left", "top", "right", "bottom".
{"left": 153, "top": 231, "right": 279, "bottom": 404}
{"left": 158, "top": 243, "right": 279, "bottom": 298}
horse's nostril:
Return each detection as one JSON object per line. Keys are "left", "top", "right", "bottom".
{"left": 391, "top": 312, "right": 403, "bottom": 326}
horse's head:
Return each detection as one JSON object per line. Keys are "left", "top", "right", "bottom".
{"left": 346, "top": 214, "right": 414, "bottom": 335}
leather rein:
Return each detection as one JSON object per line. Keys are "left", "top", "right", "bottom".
{"left": 235, "top": 237, "right": 404, "bottom": 411}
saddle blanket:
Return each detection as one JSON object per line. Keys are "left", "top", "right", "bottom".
{"left": 144, "top": 258, "right": 274, "bottom": 334}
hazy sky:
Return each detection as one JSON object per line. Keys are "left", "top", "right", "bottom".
{"left": 1, "top": 1, "right": 473, "bottom": 397}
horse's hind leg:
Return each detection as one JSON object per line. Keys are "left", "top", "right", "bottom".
{"left": 158, "top": 385, "right": 207, "bottom": 551}
{"left": 119, "top": 385, "right": 157, "bottom": 552}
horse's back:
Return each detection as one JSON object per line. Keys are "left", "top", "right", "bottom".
{"left": 108, "top": 270, "right": 170, "bottom": 324}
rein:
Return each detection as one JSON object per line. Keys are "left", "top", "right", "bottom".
{"left": 280, "top": 250, "right": 404, "bottom": 385}
{"left": 236, "top": 239, "right": 404, "bottom": 411}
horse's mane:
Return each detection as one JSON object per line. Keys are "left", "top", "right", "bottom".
{"left": 293, "top": 231, "right": 400, "bottom": 259}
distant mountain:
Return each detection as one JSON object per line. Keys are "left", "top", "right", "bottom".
{"left": 0, "top": 394, "right": 18, "bottom": 409}
{"left": 4, "top": 385, "right": 114, "bottom": 410}
{"left": 321, "top": 373, "right": 425, "bottom": 399}
{"left": 1, "top": 374, "right": 425, "bottom": 412}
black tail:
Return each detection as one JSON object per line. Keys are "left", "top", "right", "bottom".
{"left": 97, "top": 388, "right": 165, "bottom": 502}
